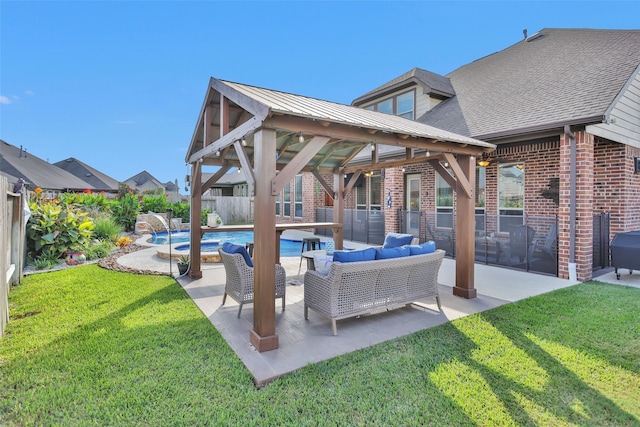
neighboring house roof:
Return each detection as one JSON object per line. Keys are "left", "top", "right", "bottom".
{"left": 54, "top": 157, "right": 120, "bottom": 192}
{"left": 418, "top": 28, "right": 640, "bottom": 141}
{"left": 353, "top": 67, "right": 455, "bottom": 105}
{"left": 202, "top": 169, "right": 248, "bottom": 187}
{"left": 0, "top": 140, "right": 94, "bottom": 191}
{"left": 124, "top": 170, "right": 165, "bottom": 188}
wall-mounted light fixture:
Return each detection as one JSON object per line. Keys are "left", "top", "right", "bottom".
{"left": 516, "top": 164, "right": 525, "bottom": 170}
{"left": 364, "top": 171, "right": 373, "bottom": 177}
{"left": 477, "top": 153, "right": 490, "bottom": 167}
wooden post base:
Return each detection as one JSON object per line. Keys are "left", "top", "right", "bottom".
{"left": 250, "top": 330, "right": 279, "bottom": 352}
{"left": 453, "top": 286, "right": 477, "bottom": 299}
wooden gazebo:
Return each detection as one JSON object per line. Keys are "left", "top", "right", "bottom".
{"left": 185, "top": 78, "right": 495, "bottom": 352}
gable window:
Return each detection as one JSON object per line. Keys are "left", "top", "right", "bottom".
{"left": 435, "top": 172, "right": 453, "bottom": 228}
{"left": 283, "top": 182, "right": 291, "bottom": 217}
{"left": 365, "top": 90, "right": 415, "bottom": 120}
{"left": 294, "top": 174, "right": 303, "bottom": 218}
{"left": 498, "top": 163, "right": 524, "bottom": 232}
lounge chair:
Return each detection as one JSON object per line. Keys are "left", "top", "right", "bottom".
{"left": 219, "top": 248, "right": 286, "bottom": 318}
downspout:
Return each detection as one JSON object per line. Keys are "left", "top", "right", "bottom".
{"left": 564, "top": 125, "right": 577, "bottom": 281}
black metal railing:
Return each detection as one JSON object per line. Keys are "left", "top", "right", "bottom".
{"left": 399, "top": 210, "right": 559, "bottom": 276}
{"left": 315, "top": 208, "right": 385, "bottom": 246}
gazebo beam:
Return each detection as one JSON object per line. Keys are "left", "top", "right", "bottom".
{"left": 201, "top": 164, "right": 231, "bottom": 195}
{"left": 272, "top": 136, "right": 329, "bottom": 195}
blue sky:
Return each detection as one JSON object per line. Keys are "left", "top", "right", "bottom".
{"left": 1, "top": 1, "right": 639, "bottom": 187}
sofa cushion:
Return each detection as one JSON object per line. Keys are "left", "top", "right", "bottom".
{"left": 221, "top": 242, "right": 253, "bottom": 267}
{"left": 332, "top": 247, "right": 376, "bottom": 263}
{"left": 375, "top": 246, "right": 411, "bottom": 260}
{"left": 382, "top": 233, "right": 415, "bottom": 248}
{"left": 408, "top": 241, "right": 437, "bottom": 255}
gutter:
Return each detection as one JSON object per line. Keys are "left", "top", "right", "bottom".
{"left": 564, "top": 125, "right": 577, "bottom": 281}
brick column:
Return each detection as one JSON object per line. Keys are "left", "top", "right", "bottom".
{"left": 559, "top": 130, "right": 594, "bottom": 281}
{"left": 384, "top": 167, "right": 404, "bottom": 234}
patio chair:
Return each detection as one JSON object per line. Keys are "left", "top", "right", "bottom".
{"left": 219, "top": 248, "right": 286, "bottom": 318}
{"left": 425, "top": 220, "right": 454, "bottom": 255}
{"left": 503, "top": 225, "right": 536, "bottom": 265}
{"left": 533, "top": 222, "right": 558, "bottom": 259}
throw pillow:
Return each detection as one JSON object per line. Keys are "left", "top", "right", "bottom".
{"left": 313, "top": 253, "right": 333, "bottom": 276}
{"left": 408, "top": 241, "right": 437, "bottom": 255}
{"left": 332, "top": 247, "right": 376, "bottom": 263}
{"left": 382, "top": 233, "right": 415, "bottom": 248}
{"left": 375, "top": 246, "right": 411, "bottom": 260}
{"left": 221, "top": 242, "right": 253, "bottom": 267}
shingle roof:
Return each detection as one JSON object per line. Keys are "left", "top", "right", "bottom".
{"left": 0, "top": 140, "right": 94, "bottom": 191}
{"left": 54, "top": 157, "right": 120, "bottom": 191}
{"left": 352, "top": 67, "right": 455, "bottom": 105}
{"left": 419, "top": 28, "right": 640, "bottom": 139}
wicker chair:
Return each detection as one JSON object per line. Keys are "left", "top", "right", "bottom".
{"left": 219, "top": 248, "right": 286, "bottom": 318}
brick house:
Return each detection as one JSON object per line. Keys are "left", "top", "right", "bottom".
{"left": 320, "top": 28, "right": 640, "bottom": 282}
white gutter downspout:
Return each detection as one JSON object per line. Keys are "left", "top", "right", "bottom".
{"left": 564, "top": 125, "right": 578, "bottom": 281}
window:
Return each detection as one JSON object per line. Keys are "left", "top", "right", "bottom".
{"left": 283, "top": 183, "right": 291, "bottom": 217}
{"left": 356, "top": 181, "right": 367, "bottom": 222}
{"left": 275, "top": 192, "right": 280, "bottom": 216}
{"left": 294, "top": 174, "right": 303, "bottom": 218}
{"left": 476, "top": 167, "right": 486, "bottom": 232}
{"left": 397, "top": 92, "right": 414, "bottom": 119}
{"left": 370, "top": 175, "right": 381, "bottom": 210}
{"left": 498, "top": 163, "right": 524, "bottom": 232}
{"left": 435, "top": 172, "right": 454, "bottom": 228}
{"left": 365, "top": 90, "right": 415, "bottom": 120}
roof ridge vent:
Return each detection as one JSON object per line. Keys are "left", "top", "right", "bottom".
{"left": 526, "top": 31, "right": 543, "bottom": 42}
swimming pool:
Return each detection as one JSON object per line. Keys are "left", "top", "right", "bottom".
{"left": 149, "top": 230, "right": 325, "bottom": 258}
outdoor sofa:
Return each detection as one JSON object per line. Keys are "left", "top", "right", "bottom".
{"left": 304, "top": 243, "right": 445, "bottom": 335}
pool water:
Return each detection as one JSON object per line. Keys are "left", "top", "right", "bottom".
{"left": 149, "top": 230, "right": 326, "bottom": 258}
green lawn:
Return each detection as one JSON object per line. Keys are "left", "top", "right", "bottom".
{"left": 1, "top": 265, "right": 639, "bottom": 426}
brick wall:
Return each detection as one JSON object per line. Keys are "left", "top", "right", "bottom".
{"left": 594, "top": 138, "right": 640, "bottom": 236}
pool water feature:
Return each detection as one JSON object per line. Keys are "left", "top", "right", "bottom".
{"left": 150, "top": 230, "right": 327, "bottom": 258}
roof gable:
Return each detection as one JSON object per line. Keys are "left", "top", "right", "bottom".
{"left": 54, "top": 157, "right": 120, "bottom": 191}
{"left": 352, "top": 67, "right": 454, "bottom": 106}
{"left": 420, "top": 28, "right": 640, "bottom": 140}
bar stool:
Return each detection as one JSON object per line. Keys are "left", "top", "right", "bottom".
{"left": 298, "top": 237, "right": 321, "bottom": 275}
{"left": 245, "top": 242, "right": 254, "bottom": 257}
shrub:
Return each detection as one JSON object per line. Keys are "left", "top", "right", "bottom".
{"left": 111, "top": 193, "right": 140, "bottom": 232}
{"left": 93, "top": 216, "right": 124, "bottom": 243}
{"left": 27, "top": 201, "right": 94, "bottom": 260}
{"left": 141, "top": 194, "right": 170, "bottom": 214}
{"left": 84, "top": 241, "right": 114, "bottom": 260}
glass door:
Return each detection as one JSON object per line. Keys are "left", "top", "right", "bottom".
{"left": 405, "top": 174, "right": 421, "bottom": 236}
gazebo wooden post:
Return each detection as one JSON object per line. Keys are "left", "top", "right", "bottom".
{"left": 332, "top": 170, "right": 345, "bottom": 250}
{"left": 453, "top": 154, "right": 477, "bottom": 298}
{"left": 250, "top": 128, "right": 279, "bottom": 352}
{"left": 189, "top": 160, "right": 203, "bottom": 279}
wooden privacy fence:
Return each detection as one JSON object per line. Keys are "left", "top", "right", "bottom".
{"left": 201, "top": 196, "right": 254, "bottom": 225}
{"left": 1, "top": 176, "right": 26, "bottom": 337}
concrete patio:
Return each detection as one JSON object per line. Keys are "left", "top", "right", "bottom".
{"left": 119, "top": 231, "right": 638, "bottom": 385}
